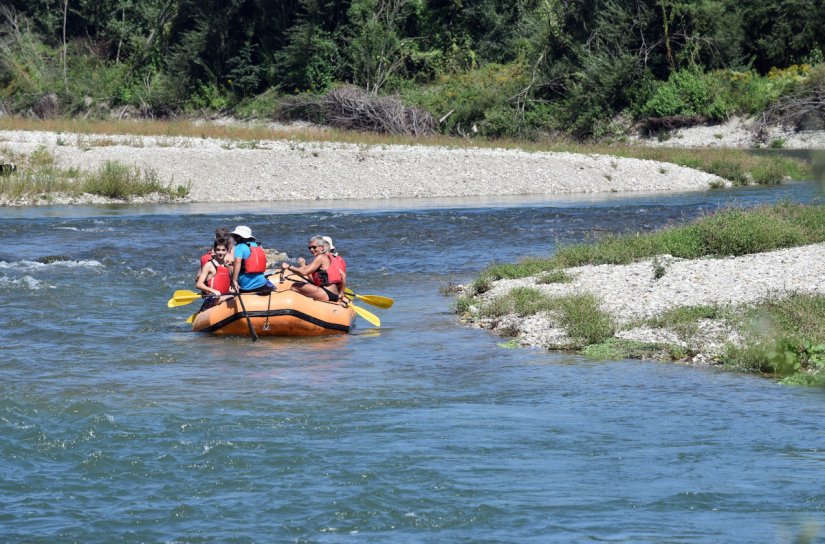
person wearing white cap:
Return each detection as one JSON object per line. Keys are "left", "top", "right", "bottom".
{"left": 281, "top": 234, "right": 346, "bottom": 303}
{"left": 321, "top": 236, "right": 338, "bottom": 256}
{"left": 321, "top": 236, "right": 347, "bottom": 300}
{"left": 230, "top": 225, "right": 273, "bottom": 293}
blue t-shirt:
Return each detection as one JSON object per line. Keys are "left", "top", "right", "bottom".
{"left": 234, "top": 242, "right": 267, "bottom": 291}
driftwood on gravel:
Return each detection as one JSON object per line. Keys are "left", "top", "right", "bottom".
{"left": 754, "top": 90, "right": 825, "bottom": 139}
{"left": 277, "top": 86, "right": 435, "bottom": 136}
{"left": 642, "top": 115, "right": 707, "bottom": 134}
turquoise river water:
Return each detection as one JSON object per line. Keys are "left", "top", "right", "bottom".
{"left": 2, "top": 182, "right": 825, "bottom": 542}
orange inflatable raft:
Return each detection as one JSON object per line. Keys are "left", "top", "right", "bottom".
{"left": 191, "top": 276, "right": 355, "bottom": 337}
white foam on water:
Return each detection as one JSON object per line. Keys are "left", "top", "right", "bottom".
{"left": 0, "top": 275, "right": 48, "bottom": 289}
{"left": 0, "top": 259, "right": 103, "bottom": 271}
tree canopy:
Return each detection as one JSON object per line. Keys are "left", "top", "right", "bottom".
{"left": 1, "top": 0, "right": 823, "bottom": 137}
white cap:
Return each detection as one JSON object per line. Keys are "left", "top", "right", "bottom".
{"left": 231, "top": 225, "right": 255, "bottom": 240}
{"left": 322, "top": 236, "right": 335, "bottom": 251}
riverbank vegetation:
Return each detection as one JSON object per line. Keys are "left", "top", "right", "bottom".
{"left": 455, "top": 203, "right": 825, "bottom": 385}
{"left": 0, "top": 1, "right": 823, "bottom": 142}
{"left": 0, "top": 146, "right": 187, "bottom": 202}
{"left": 470, "top": 202, "right": 825, "bottom": 286}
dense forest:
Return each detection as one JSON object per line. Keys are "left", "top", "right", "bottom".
{"left": 1, "top": 0, "right": 824, "bottom": 139}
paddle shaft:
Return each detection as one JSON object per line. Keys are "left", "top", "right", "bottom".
{"left": 233, "top": 288, "right": 258, "bottom": 342}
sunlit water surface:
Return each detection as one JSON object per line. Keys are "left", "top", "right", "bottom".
{"left": 2, "top": 183, "right": 825, "bottom": 542}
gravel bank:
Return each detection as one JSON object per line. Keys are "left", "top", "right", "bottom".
{"left": 0, "top": 129, "right": 723, "bottom": 205}
{"left": 629, "top": 115, "right": 825, "bottom": 148}
{"left": 467, "top": 243, "right": 825, "bottom": 360}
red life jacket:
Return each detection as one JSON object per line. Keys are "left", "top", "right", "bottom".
{"left": 239, "top": 242, "right": 266, "bottom": 274}
{"left": 311, "top": 254, "right": 343, "bottom": 287}
{"left": 200, "top": 251, "right": 212, "bottom": 267}
{"left": 207, "top": 258, "right": 231, "bottom": 294}
{"left": 332, "top": 254, "right": 347, "bottom": 274}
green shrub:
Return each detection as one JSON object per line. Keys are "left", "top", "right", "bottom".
{"left": 750, "top": 159, "right": 787, "bottom": 184}
{"left": 479, "top": 104, "right": 522, "bottom": 138}
{"left": 453, "top": 296, "right": 473, "bottom": 315}
{"left": 692, "top": 208, "right": 806, "bottom": 256}
{"left": 482, "top": 257, "right": 557, "bottom": 281}
{"left": 234, "top": 90, "right": 282, "bottom": 119}
{"left": 706, "top": 159, "right": 748, "bottom": 185}
{"left": 469, "top": 276, "right": 493, "bottom": 295}
{"left": 555, "top": 293, "right": 615, "bottom": 345}
{"left": 723, "top": 293, "right": 825, "bottom": 384}
{"left": 647, "top": 305, "right": 725, "bottom": 339}
{"left": 82, "top": 161, "right": 168, "bottom": 199}
{"left": 640, "top": 68, "right": 731, "bottom": 120}
{"left": 403, "top": 62, "right": 528, "bottom": 136}
{"left": 189, "top": 83, "right": 232, "bottom": 112}
{"left": 536, "top": 269, "right": 573, "bottom": 284}
{"left": 480, "top": 287, "right": 556, "bottom": 318}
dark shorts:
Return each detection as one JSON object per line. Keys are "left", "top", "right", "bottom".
{"left": 241, "top": 280, "right": 275, "bottom": 294}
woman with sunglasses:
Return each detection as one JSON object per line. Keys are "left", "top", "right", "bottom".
{"left": 281, "top": 235, "right": 344, "bottom": 303}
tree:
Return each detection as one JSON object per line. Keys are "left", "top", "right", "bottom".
{"left": 347, "top": 0, "right": 418, "bottom": 94}
{"left": 275, "top": 0, "right": 346, "bottom": 92}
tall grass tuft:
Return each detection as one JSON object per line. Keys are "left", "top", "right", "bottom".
{"left": 0, "top": 146, "right": 186, "bottom": 201}
{"left": 554, "top": 293, "right": 615, "bottom": 345}
{"left": 82, "top": 161, "right": 167, "bottom": 198}
{"left": 646, "top": 305, "right": 725, "bottom": 339}
{"left": 477, "top": 289, "right": 614, "bottom": 346}
{"left": 480, "top": 287, "right": 557, "bottom": 318}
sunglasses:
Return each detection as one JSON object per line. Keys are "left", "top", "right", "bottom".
{"left": 307, "top": 245, "right": 319, "bottom": 250}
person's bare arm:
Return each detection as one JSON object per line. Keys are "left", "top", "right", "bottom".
{"left": 196, "top": 262, "right": 220, "bottom": 296}
{"left": 231, "top": 257, "right": 241, "bottom": 292}
{"left": 283, "top": 255, "right": 323, "bottom": 277}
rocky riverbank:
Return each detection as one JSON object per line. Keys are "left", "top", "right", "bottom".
{"left": 460, "top": 243, "right": 825, "bottom": 363}
{"left": 0, "top": 128, "right": 724, "bottom": 206}
{"left": 629, "top": 115, "right": 825, "bottom": 149}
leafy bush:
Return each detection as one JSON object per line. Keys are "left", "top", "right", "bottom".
{"left": 403, "top": 62, "right": 528, "bottom": 136}
{"left": 189, "top": 83, "right": 231, "bottom": 112}
{"left": 724, "top": 293, "right": 825, "bottom": 385}
{"left": 639, "top": 68, "right": 731, "bottom": 120}
{"left": 233, "top": 90, "right": 282, "bottom": 119}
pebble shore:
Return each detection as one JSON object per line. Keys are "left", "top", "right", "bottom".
{"left": 0, "top": 129, "right": 723, "bottom": 206}
{"left": 467, "top": 243, "right": 825, "bottom": 360}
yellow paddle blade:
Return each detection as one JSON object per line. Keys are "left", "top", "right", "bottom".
{"left": 351, "top": 303, "right": 380, "bottom": 327}
{"left": 174, "top": 289, "right": 199, "bottom": 298}
{"left": 355, "top": 293, "right": 393, "bottom": 309}
{"left": 344, "top": 288, "right": 394, "bottom": 309}
{"left": 186, "top": 313, "right": 196, "bottom": 323}
{"left": 167, "top": 289, "right": 203, "bottom": 308}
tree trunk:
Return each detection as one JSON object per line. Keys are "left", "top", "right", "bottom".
{"left": 62, "top": 0, "right": 69, "bottom": 92}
